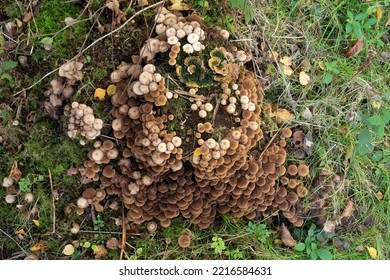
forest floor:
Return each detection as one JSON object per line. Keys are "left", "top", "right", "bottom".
{"left": 0, "top": 0, "right": 388, "bottom": 260}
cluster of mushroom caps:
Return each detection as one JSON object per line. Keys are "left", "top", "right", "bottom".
{"left": 64, "top": 102, "right": 103, "bottom": 145}
{"left": 71, "top": 7, "right": 311, "bottom": 230}
{"left": 43, "top": 61, "right": 84, "bottom": 119}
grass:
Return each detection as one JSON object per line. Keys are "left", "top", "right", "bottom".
{"left": 0, "top": 0, "right": 388, "bottom": 260}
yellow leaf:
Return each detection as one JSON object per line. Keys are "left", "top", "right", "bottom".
{"left": 107, "top": 84, "right": 116, "bottom": 96}
{"left": 376, "top": 192, "right": 383, "bottom": 200}
{"left": 299, "top": 71, "right": 311, "bottom": 86}
{"left": 169, "top": 0, "right": 190, "bottom": 10}
{"left": 30, "top": 242, "right": 45, "bottom": 252}
{"left": 62, "top": 244, "right": 75, "bottom": 256}
{"left": 32, "top": 219, "right": 40, "bottom": 227}
{"left": 273, "top": 108, "right": 295, "bottom": 124}
{"left": 371, "top": 101, "right": 381, "bottom": 109}
{"left": 94, "top": 88, "right": 106, "bottom": 100}
{"left": 15, "top": 229, "right": 27, "bottom": 236}
{"left": 366, "top": 247, "right": 377, "bottom": 259}
{"left": 193, "top": 148, "right": 201, "bottom": 157}
{"left": 279, "top": 56, "right": 292, "bottom": 66}
{"left": 280, "top": 64, "right": 294, "bottom": 76}
{"left": 318, "top": 61, "right": 326, "bottom": 70}
{"left": 376, "top": 7, "right": 382, "bottom": 24}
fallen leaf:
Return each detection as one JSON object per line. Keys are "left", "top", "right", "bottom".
{"left": 32, "top": 219, "right": 40, "bottom": 227}
{"left": 30, "top": 242, "right": 46, "bottom": 252}
{"left": 301, "top": 107, "right": 312, "bottom": 120}
{"left": 273, "top": 239, "right": 283, "bottom": 245}
{"left": 299, "top": 71, "right": 311, "bottom": 85}
{"left": 280, "top": 64, "right": 294, "bottom": 76}
{"left": 106, "top": 237, "right": 120, "bottom": 250}
{"left": 323, "top": 220, "right": 336, "bottom": 234}
{"left": 280, "top": 56, "right": 292, "bottom": 66}
{"left": 293, "top": 130, "right": 304, "bottom": 147}
{"left": 94, "top": 88, "right": 106, "bottom": 100}
{"left": 339, "top": 200, "right": 355, "bottom": 223}
{"left": 345, "top": 38, "right": 363, "bottom": 57}
{"left": 303, "top": 131, "right": 314, "bottom": 156}
{"left": 355, "top": 245, "right": 365, "bottom": 252}
{"left": 280, "top": 223, "right": 297, "bottom": 247}
{"left": 9, "top": 161, "right": 22, "bottom": 181}
{"left": 22, "top": 12, "right": 32, "bottom": 23}
{"left": 300, "top": 59, "right": 312, "bottom": 71}
{"left": 376, "top": 192, "right": 383, "bottom": 200}
{"left": 273, "top": 108, "right": 295, "bottom": 123}
{"left": 15, "top": 229, "right": 27, "bottom": 236}
{"left": 267, "top": 51, "right": 279, "bottom": 62}
{"left": 193, "top": 148, "right": 201, "bottom": 157}
{"left": 62, "top": 244, "right": 75, "bottom": 256}
{"left": 16, "top": 19, "right": 23, "bottom": 28}
{"left": 366, "top": 246, "right": 377, "bottom": 259}
{"left": 169, "top": 0, "right": 190, "bottom": 11}
{"left": 376, "top": 7, "right": 382, "bottom": 24}
{"left": 318, "top": 61, "right": 326, "bottom": 70}
{"left": 107, "top": 84, "right": 117, "bottom": 96}
{"left": 93, "top": 245, "right": 108, "bottom": 258}
{"left": 333, "top": 237, "right": 350, "bottom": 250}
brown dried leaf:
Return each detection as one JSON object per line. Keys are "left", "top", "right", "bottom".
{"left": 169, "top": 0, "right": 190, "bottom": 11}
{"left": 273, "top": 108, "right": 295, "bottom": 123}
{"left": 299, "top": 71, "right": 311, "bottom": 85}
{"left": 280, "top": 56, "right": 293, "bottom": 66}
{"left": 93, "top": 245, "right": 108, "bottom": 258}
{"left": 323, "top": 220, "right": 336, "bottom": 234}
{"left": 339, "top": 200, "right": 355, "bottom": 223}
{"left": 293, "top": 130, "right": 304, "bottom": 147}
{"left": 333, "top": 237, "right": 350, "bottom": 250}
{"left": 22, "top": 12, "right": 32, "bottom": 23}
{"left": 345, "top": 38, "right": 363, "bottom": 57}
{"left": 280, "top": 223, "right": 297, "bottom": 247}
{"left": 280, "top": 64, "right": 294, "bottom": 76}
{"left": 9, "top": 161, "right": 22, "bottom": 182}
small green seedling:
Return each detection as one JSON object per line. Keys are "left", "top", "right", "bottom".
{"left": 246, "top": 221, "right": 271, "bottom": 244}
{"left": 345, "top": 10, "right": 376, "bottom": 39}
{"left": 323, "top": 61, "right": 340, "bottom": 84}
{"left": 0, "top": 60, "right": 18, "bottom": 84}
{"left": 211, "top": 236, "right": 226, "bottom": 254}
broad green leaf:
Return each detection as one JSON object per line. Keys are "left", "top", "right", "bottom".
{"left": 332, "top": 68, "right": 340, "bottom": 74}
{"left": 346, "top": 23, "right": 353, "bottom": 33}
{"left": 294, "top": 243, "right": 306, "bottom": 252}
{"left": 324, "top": 72, "right": 333, "bottom": 84}
{"left": 1, "top": 73, "right": 14, "bottom": 84}
{"left": 376, "top": 125, "right": 384, "bottom": 139}
{"left": 372, "top": 151, "right": 382, "bottom": 161}
{"left": 40, "top": 37, "right": 53, "bottom": 45}
{"left": 83, "top": 241, "right": 91, "bottom": 248}
{"left": 347, "top": 11, "right": 354, "bottom": 20}
{"left": 1, "top": 60, "right": 18, "bottom": 71}
{"left": 311, "top": 242, "right": 318, "bottom": 251}
{"left": 358, "top": 129, "right": 372, "bottom": 144}
{"left": 310, "top": 250, "right": 318, "bottom": 260}
{"left": 316, "top": 248, "right": 333, "bottom": 260}
{"left": 364, "top": 18, "right": 376, "bottom": 27}
{"left": 355, "top": 13, "right": 368, "bottom": 21}
{"left": 383, "top": 110, "right": 390, "bottom": 124}
{"left": 352, "top": 21, "right": 363, "bottom": 38}
{"left": 366, "top": 115, "right": 383, "bottom": 126}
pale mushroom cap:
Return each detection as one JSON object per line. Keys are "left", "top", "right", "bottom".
{"left": 83, "top": 114, "right": 95, "bottom": 125}
{"left": 171, "top": 136, "right": 182, "bottom": 147}
{"left": 167, "top": 36, "right": 179, "bottom": 45}
{"left": 226, "top": 104, "right": 236, "bottom": 114}
{"left": 139, "top": 71, "right": 153, "bottom": 85}
{"left": 165, "top": 27, "right": 177, "bottom": 37}
{"left": 198, "top": 110, "right": 207, "bottom": 118}
{"left": 191, "top": 104, "right": 198, "bottom": 111}
{"left": 77, "top": 197, "right": 89, "bottom": 209}
{"left": 176, "top": 29, "right": 186, "bottom": 39}
{"left": 91, "top": 149, "right": 104, "bottom": 161}
{"left": 187, "top": 33, "right": 200, "bottom": 44}
{"left": 205, "top": 138, "right": 217, "bottom": 149}
{"left": 182, "top": 43, "right": 194, "bottom": 54}
{"left": 240, "top": 95, "right": 250, "bottom": 104}
{"left": 5, "top": 194, "right": 16, "bottom": 204}
{"left": 204, "top": 103, "right": 213, "bottom": 112}
{"left": 143, "top": 64, "right": 156, "bottom": 73}
{"left": 157, "top": 142, "right": 167, "bottom": 153}
{"left": 166, "top": 91, "right": 173, "bottom": 99}
{"left": 2, "top": 177, "right": 14, "bottom": 188}
{"left": 219, "top": 139, "right": 231, "bottom": 150}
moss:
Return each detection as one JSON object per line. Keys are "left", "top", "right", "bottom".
{"left": 2, "top": 0, "right": 23, "bottom": 19}
{"left": 31, "top": 0, "right": 88, "bottom": 61}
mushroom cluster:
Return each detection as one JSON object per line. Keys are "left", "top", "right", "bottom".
{"left": 65, "top": 102, "right": 103, "bottom": 145}
{"left": 71, "top": 7, "right": 311, "bottom": 230}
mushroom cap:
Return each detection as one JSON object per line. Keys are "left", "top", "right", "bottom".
{"left": 297, "top": 164, "right": 309, "bottom": 177}
{"left": 102, "top": 165, "right": 116, "bottom": 178}
{"left": 178, "top": 234, "right": 191, "bottom": 248}
{"left": 2, "top": 177, "right": 14, "bottom": 188}
{"left": 91, "top": 149, "right": 104, "bottom": 162}
{"left": 82, "top": 188, "right": 96, "bottom": 200}
{"left": 147, "top": 221, "right": 158, "bottom": 233}
{"left": 77, "top": 197, "right": 89, "bottom": 209}
{"left": 24, "top": 192, "right": 34, "bottom": 203}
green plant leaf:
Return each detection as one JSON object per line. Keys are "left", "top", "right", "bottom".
{"left": 1, "top": 73, "right": 14, "bottom": 84}
{"left": 294, "top": 243, "right": 306, "bottom": 252}
{"left": 346, "top": 23, "right": 353, "bottom": 33}
{"left": 364, "top": 18, "right": 376, "bottom": 27}
{"left": 383, "top": 110, "right": 390, "bottom": 124}
{"left": 358, "top": 129, "right": 372, "bottom": 144}
{"left": 310, "top": 250, "right": 318, "bottom": 260}
{"left": 324, "top": 72, "right": 333, "bottom": 84}
{"left": 40, "top": 37, "right": 53, "bottom": 45}
{"left": 366, "top": 115, "right": 383, "bottom": 126}
{"left": 355, "top": 13, "right": 368, "bottom": 21}
{"left": 347, "top": 11, "right": 354, "bottom": 20}
{"left": 352, "top": 21, "right": 363, "bottom": 38}
{"left": 316, "top": 248, "right": 333, "bottom": 260}
{"left": 372, "top": 151, "right": 382, "bottom": 161}
{"left": 83, "top": 242, "right": 91, "bottom": 248}
{"left": 1, "top": 60, "right": 18, "bottom": 71}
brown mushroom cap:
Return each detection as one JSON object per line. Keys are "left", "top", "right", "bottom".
{"left": 178, "top": 234, "right": 192, "bottom": 248}
{"left": 147, "top": 221, "right": 158, "bottom": 233}
{"left": 102, "top": 165, "right": 116, "bottom": 178}
{"left": 281, "top": 127, "right": 292, "bottom": 138}
{"left": 82, "top": 188, "right": 97, "bottom": 200}
{"left": 297, "top": 164, "right": 309, "bottom": 177}
{"left": 287, "top": 165, "right": 298, "bottom": 176}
